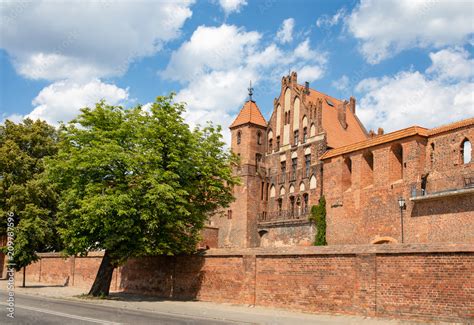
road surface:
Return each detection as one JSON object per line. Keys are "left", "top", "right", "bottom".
{"left": 0, "top": 293, "right": 246, "bottom": 324}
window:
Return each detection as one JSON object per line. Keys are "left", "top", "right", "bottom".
{"left": 237, "top": 131, "right": 241, "bottom": 144}
{"left": 325, "top": 98, "right": 335, "bottom": 107}
{"left": 303, "top": 127, "right": 307, "bottom": 143}
{"left": 461, "top": 139, "right": 472, "bottom": 164}
{"left": 268, "top": 139, "right": 273, "bottom": 153}
{"left": 310, "top": 123, "right": 316, "bottom": 137}
{"left": 294, "top": 130, "right": 299, "bottom": 146}
{"left": 302, "top": 193, "right": 309, "bottom": 212}
{"left": 280, "top": 161, "right": 286, "bottom": 183}
{"left": 276, "top": 136, "right": 280, "bottom": 151}
{"left": 277, "top": 198, "right": 283, "bottom": 211}
{"left": 289, "top": 196, "right": 295, "bottom": 216}
{"left": 291, "top": 158, "right": 297, "bottom": 181}
{"left": 310, "top": 175, "right": 317, "bottom": 189}
{"left": 269, "top": 184, "right": 276, "bottom": 198}
{"left": 281, "top": 161, "right": 286, "bottom": 173}
{"left": 257, "top": 131, "right": 262, "bottom": 145}
{"left": 305, "top": 154, "right": 311, "bottom": 178}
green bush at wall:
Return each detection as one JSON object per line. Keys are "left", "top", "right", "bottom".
{"left": 310, "top": 196, "right": 327, "bottom": 246}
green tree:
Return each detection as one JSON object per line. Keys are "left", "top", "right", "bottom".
{"left": 310, "top": 196, "right": 327, "bottom": 246}
{"left": 0, "top": 119, "right": 61, "bottom": 286}
{"left": 46, "top": 95, "right": 238, "bottom": 296}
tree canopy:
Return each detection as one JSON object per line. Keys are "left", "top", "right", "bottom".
{"left": 0, "top": 119, "right": 61, "bottom": 276}
{"left": 46, "top": 95, "right": 238, "bottom": 295}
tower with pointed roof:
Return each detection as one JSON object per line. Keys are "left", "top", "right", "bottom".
{"left": 212, "top": 86, "right": 268, "bottom": 248}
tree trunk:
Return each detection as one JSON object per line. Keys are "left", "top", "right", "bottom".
{"left": 88, "top": 250, "right": 115, "bottom": 297}
{"left": 22, "top": 266, "right": 26, "bottom": 288}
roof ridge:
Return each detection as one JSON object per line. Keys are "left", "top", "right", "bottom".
{"left": 428, "top": 117, "right": 474, "bottom": 135}
{"left": 298, "top": 84, "right": 343, "bottom": 104}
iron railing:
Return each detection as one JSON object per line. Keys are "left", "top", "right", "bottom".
{"left": 258, "top": 207, "right": 310, "bottom": 223}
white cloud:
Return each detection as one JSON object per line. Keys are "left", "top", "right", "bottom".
{"left": 426, "top": 47, "right": 474, "bottom": 82}
{"left": 293, "top": 39, "right": 326, "bottom": 63}
{"left": 27, "top": 79, "right": 129, "bottom": 125}
{"left": 162, "top": 25, "right": 328, "bottom": 144}
{"left": 356, "top": 48, "right": 474, "bottom": 132}
{"left": 276, "top": 18, "right": 295, "bottom": 44}
{"left": 347, "top": 0, "right": 474, "bottom": 63}
{"left": 297, "top": 65, "right": 325, "bottom": 83}
{"left": 218, "top": 0, "right": 248, "bottom": 15}
{"left": 162, "top": 25, "right": 260, "bottom": 82}
{"left": 0, "top": 0, "right": 194, "bottom": 81}
{"left": 332, "top": 75, "right": 350, "bottom": 92}
{"left": 316, "top": 8, "right": 346, "bottom": 28}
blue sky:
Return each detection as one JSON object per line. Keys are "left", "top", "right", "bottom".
{"left": 1, "top": 0, "right": 473, "bottom": 143}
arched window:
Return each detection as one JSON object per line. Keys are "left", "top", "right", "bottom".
{"left": 267, "top": 129, "right": 273, "bottom": 153}
{"left": 257, "top": 131, "right": 262, "bottom": 145}
{"left": 277, "top": 198, "right": 283, "bottom": 211}
{"left": 310, "top": 123, "right": 316, "bottom": 137}
{"left": 461, "top": 139, "right": 472, "bottom": 164}
{"left": 289, "top": 196, "right": 295, "bottom": 216}
{"left": 237, "top": 131, "right": 241, "bottom": 145}
{"left": 310, "top": 175, "right": 317, "bottom": 189}
{"left": 302, "top": 193, "right": 309, "bottom": 212}
{"left": 269, "top": 185, "right": 276, "bottom": 198}
{"left": 279, "top": 186, "right": 286, "bottom": 196}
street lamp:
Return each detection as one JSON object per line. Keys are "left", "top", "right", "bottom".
{"left": 398, "top": 197, "right": 406, "bottom": 243}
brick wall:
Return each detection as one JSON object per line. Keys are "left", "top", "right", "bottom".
{"left": 18, "top": 244, "right": 473, "bottom": 322}
{"left": 323, "top": 130, "right": 474, "bottom": 245}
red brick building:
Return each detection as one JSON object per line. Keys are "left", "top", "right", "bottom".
{"left": 210, "top": 71, "right": 474, "bottom": 247}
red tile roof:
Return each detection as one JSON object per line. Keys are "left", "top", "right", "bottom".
{"left": 230, "top": 100, "right": 267, "bottom": 129}
{"left": 304, "top": 87, "right": 368, "bottom": 148}
{"left": 428, "top": 117, "right": 474, "bottom": 136}
{"left": 320, "top": 126, "right": 428, "bottom": 160}
{"left": 320, "top": 117, "right": 474, "bottom": 160}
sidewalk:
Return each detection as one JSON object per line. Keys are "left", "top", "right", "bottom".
{"left": 0, "top": 280, "right": 426, "bottom": 325}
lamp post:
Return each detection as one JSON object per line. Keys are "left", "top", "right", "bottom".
{"left": 398, "top": 197, "right": 406, "bottom": 243}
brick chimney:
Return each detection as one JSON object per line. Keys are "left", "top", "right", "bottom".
{"left": 349, "top": 96, "right": 356, "bottom": 114}
{"left": 337, "top": 100, "right": 348, "bottom": 129}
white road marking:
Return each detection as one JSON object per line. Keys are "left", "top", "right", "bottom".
{"left": 0, "top": 302, "right": 122, "bottom": 324}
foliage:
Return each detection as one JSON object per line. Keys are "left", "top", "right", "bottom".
{"left": 309, "top": 196, "right": 327, "bottom": 246}
{"left": 46, "top": 95, "right": 239, "bottom": 268}
{"left": 0, "top": 119, "right": 61, "bottom": 271}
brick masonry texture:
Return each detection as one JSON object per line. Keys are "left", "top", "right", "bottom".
{"left": 323, "top": 125, "right": 474, "bottom": 245}
{"left": 16, "top": 243, "right": 474, "bottom": 323}
{"left": 210, "top": 70, "right": 473, "bottom": 249}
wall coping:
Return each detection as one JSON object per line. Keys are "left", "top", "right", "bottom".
{"left": 36, "top": 243, "right": 474, "bottom": 259}
{"left": 37, "top": 251, "right": 105, "bottom": 258}
{"left": 202, "top": 243, "right": 474, "bottom": 257}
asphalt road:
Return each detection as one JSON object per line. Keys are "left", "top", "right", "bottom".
{"left": 0, "top": 293, "right": 245, "bottom": 325}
